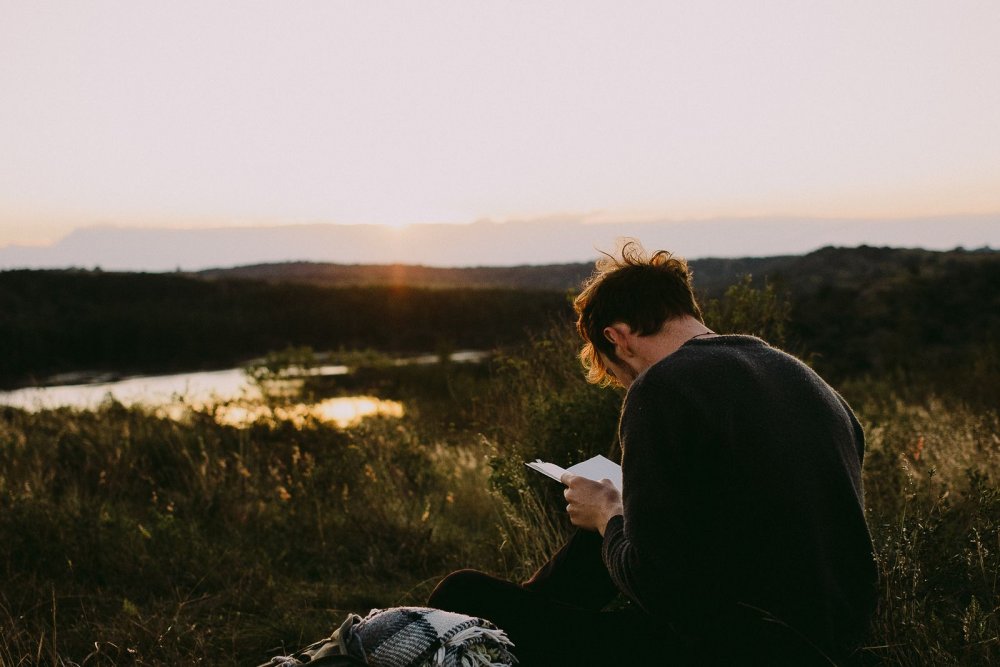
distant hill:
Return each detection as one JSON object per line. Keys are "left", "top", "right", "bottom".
{"left": 187, "top": 244, "right": 1000, "bottom": 400}
{"left": 192, "top": 256, "right": 808, "bottom": 295}
{"left": 2, "top": 245, "right": 997, "bottom": 401}
{"left": 196, "top": 262, "right": 596, "bottom": 292}
{"left": 193, "top": 245, "right": 998, "bottom": 298}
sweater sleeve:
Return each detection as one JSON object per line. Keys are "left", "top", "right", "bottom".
{"left": 835, "top": 392, "right": 866, "bottom": 465}
{"left": 600, "top": 376, "right": 723, "bottom": 619}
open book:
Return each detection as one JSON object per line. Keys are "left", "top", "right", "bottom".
{"left": 525, "top": 454, "right": 622, "bottom": 492}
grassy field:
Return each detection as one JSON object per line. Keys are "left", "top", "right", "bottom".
{"left": 1, "top": 324, "right": 998, "bottom": 664}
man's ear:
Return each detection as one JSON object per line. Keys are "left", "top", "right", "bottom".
{"left": 603, "top": 323, "right": 633, "bottom": 355}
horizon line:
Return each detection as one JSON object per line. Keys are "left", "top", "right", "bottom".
{"left": 5, "top": 210, "right": 1000, "bottom": 250}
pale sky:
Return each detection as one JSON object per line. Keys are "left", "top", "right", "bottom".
{"left": 2, "top": 1, "right": 999, "bottom": 250}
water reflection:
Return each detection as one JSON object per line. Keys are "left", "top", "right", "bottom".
{"left": 0, "top": 366, "right": 402, "bottom": 428}
{"left": 207, "top": 396, "right": 404, "bottom": 429}
{"left": 0, "top": 367, "right": 259, "bottom": 411}
{"left": 0, "top": 350, "right": 487, "bottom": 427}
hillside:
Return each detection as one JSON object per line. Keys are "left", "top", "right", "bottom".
{"left": 196, "top": 261, "right": 595, "bottom": 292}
{"left": 3, "top": 246, "right": 998, "bottom": 400}
{"left": 194, "top": 245, "right": 997, "bottom": 298}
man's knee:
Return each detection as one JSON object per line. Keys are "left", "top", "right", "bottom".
{"left": 427, "top": 569, "right": 502, "bottom": 613}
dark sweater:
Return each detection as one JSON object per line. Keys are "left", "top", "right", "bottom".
{"left": 601, "top": 335, "right": 876, "bottom": 659}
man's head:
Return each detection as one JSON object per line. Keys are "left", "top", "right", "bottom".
{"left": 574, "top": 240, "right": 703, "bottom": 387}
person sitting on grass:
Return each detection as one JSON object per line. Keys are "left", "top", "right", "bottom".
{"left": 427, "top": 240, "right": 877, "bottom": 665}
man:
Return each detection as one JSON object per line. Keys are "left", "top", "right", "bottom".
{"left": 429, "top": 241, "right": 877, "bottom": 665}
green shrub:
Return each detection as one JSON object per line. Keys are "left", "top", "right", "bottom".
{"left": 702, "top": 274, "right": 791, "bottom": 347}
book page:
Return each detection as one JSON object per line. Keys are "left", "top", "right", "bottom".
{"left": 525, "top": 454, "right": 622, "bottom": 491}
{"left": 524, "top": 460, "right": 568, "bottom": 482}
{"left": 566, "top": 455, "right": 622, "bottom": 491}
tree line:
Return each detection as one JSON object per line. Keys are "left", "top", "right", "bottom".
{"left": 2, "top": 246, "right": 997, "bottom": 404}
{"left": 0, "top": 270, "right": 569, "bottom": 386}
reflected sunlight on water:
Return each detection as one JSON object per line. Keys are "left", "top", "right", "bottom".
{"left": 312, "top": 396, "right": 404, "bottom": 425}
{"left": 0, "top": 367, "right": 259, "bottom": 411}
{"left": 0, "top": 351, "right": 486, "bottom": 427}
{"left": 0, "top": 367, "right": 404, "bottom": 429}
{"left": 209, "top": 396, "right": 404, "bottom": 429}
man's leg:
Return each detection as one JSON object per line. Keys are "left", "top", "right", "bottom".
{"left": 427, "top": 569, "right": 669, "bottom": 666}
{"left": 426, "top": 531, "right": 674, "bottom": 665}
{"left": 519, "top": 528, "right": 619, "bottom": 609}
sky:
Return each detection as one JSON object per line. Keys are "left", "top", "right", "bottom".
{"left": 2, "top": 1, "right": 999, "bottom": 259}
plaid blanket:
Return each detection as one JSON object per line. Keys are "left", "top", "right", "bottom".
{"left": 260, "top": 607, "right": 517, "bottom": 667}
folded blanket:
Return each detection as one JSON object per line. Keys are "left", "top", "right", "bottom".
{"left": 260, "top": 607, "right": 517, "bottom": 667}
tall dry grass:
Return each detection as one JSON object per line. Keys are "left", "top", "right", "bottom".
{"left": 0, "top": 401, "right": 497, "bottom": 665}
{"left": 1, "top": 287, "right": 997, "bottom": 664}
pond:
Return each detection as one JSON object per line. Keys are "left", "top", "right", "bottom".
{"left": 0, "top": 351, "right": 487, "bottom": 428}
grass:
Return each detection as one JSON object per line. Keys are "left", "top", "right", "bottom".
{"left": 1, "top": 331, "right": 998, "bottom": 665}
{"left": 849, "top": 389, "right": 1000, "bottom": 665}
{"left": 0, "top": 402, "right": 499, "bottom": 664}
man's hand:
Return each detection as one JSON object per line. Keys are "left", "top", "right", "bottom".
{"left": 560, "top": 473, "right": 624, "bottom": 536}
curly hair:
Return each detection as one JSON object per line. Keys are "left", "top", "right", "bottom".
{"left": 573, "top": 239, "right": 703, "bottom": 386}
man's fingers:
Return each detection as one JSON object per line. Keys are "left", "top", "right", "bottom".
{"left": 562, "top": 473, "right": 602, "bottom": 489}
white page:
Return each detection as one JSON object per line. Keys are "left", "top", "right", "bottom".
{"left": 525, "top": 454, "right": 622, "bottom": 491}
{"left": 566, "top": 455, "right": 622, "bottom": 491}
{"left": 525, "top": 460, "right": 568, "bottom": 482}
